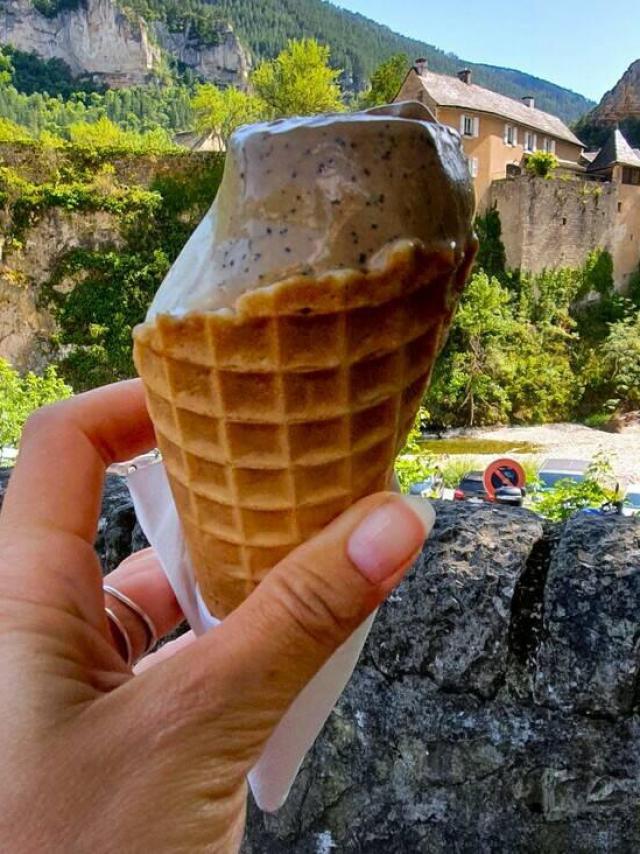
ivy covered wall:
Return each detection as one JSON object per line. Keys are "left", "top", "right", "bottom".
{"left": 0, "top": 139, "right": 224, "bottom": 387}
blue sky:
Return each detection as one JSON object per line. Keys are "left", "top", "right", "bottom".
{"left": 333, "top": 0, "right": 639, "bottom": 102}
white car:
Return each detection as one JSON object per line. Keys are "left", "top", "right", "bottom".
{"left": 623, "top": 483, "right": 640, "bottom": 517}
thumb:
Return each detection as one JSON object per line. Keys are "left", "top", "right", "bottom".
{"left": 156, "top": 492, "right": 434, "bottom": 769}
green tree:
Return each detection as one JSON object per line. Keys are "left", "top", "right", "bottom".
{"left": 598, "top": 311, "right": 640, "bottom": 412}
{"left": 252, "top": 38, "right": 344, "bottom": 117}
{"left": 191, "top": 83, "right": 267, "bottom": 143}
{"left": 359, "top": 53, "right": 409, "bottom": 108}
{"left": 428, "top": 272, "right": 514, "bottom": 426}
{"left": 474, "top": 205, "right": 507, "bottom": 281}
{"left": 0, "top": 359, "right": 72, "bottom": 456}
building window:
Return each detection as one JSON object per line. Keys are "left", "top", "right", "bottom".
{"left": 618, "top": 202, "right": 623, "bottom": 212}
{"left": 542, "top": 137, "right": 556, "bottom": 154}
{"left": 622, "top": 166, "right": 640, "bottom": 185}
{"left": 460, "top": 114, "right": 479, "bottom": 137}
{"left": 504, "top": 124, "right": 518, "bottom": 146}
{"left": 468, "top": 157, "right": 478, "bottom": 178}
{"left": 524, "top": 131, "right": 537, "bottom": 152}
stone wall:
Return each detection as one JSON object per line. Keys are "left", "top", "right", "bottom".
{"left": 243, "top": 502, "right": 640, "bottom": 853}
{"left": 489, "top": 175, "right": 640, "bottom": 289}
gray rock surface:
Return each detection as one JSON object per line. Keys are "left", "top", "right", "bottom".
{"left": 242, "top": 501, "right": 640, "bottom": 854}
{"left": 1, "top": 472, "right": 639, "bottom": 850}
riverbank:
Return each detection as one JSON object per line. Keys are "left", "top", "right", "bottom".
{"left": 436, "top": 423, "right": 639, "bottom": 484}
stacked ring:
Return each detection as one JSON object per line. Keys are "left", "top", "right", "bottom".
{"left": 104, "top": 584, "right": 159, "bottom": 666}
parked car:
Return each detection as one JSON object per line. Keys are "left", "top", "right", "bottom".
{"left": 622, "top": 483, "right": 640, "bottom": 517}
{"left": 535, "top": 458, "right": 589, "bottom": 491}
{"left": 454, "top": 471, "right": 488, "bottom": 503}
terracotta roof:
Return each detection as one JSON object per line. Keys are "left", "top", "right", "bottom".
{"left": 587, "top": 128, "right": 640, "bottom": 172}
{"left": 412, "top": 69, "right": 583, "bottom": 147}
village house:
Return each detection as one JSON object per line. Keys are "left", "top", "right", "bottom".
{"left": 395, "top": 58, "right": 584, "bottom": 209}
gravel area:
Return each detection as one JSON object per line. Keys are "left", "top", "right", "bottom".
{"left": 460, "top": 423, "right": 640, "bottom": 484}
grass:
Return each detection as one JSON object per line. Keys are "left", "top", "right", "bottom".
{"left": 419, "top": 438, "right": 541, "bottom": 455}
{"left": 583, "top": 412, "right": 611, "bottom": 431}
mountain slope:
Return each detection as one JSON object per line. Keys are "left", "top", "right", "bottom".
{"left": 203, "top": 0, "right": 595, "bottom": 122}
{"left": 574, "top": 59, "right": 640, "bottom": 149}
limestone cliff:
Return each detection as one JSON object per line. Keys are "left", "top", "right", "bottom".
{"left": 590, "top": 59, "right": 640, "bottom": 125}
{"left": 153, "top": 21, "right": 251, "bottom": 88}
{"left": 0, "top": 0, "right": 249, "bottom": 87}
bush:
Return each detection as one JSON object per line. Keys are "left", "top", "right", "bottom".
{"left": 534, "top": 454, "right": 616, "bottom": 521}
{"left": 524, "top": 151, "right": 559, "bottom": 178}
{"left": 0, "top": 359, "right": 72, "bottom": 457}
{"left": 395, "top": 408, "right": 436, "bottom": 493}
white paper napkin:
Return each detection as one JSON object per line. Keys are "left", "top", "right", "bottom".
{"left": 125, "top": 457, "right": 375, "bottom": 812}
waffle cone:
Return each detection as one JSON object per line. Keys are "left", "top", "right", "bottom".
{"left": 133, "top": 239, "right": 476, "bottom": 618}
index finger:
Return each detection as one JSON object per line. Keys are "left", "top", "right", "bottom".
{"left": 0, "top": 379, "right": 155, "bottom": 544}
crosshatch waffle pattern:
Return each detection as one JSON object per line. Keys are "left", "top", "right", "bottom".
{"left": 134, "top": 239, "right": 477, "bottom": 617}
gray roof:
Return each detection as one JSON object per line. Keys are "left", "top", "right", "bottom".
{"left": 413, "top": 69, "right": 583, "bottom": 147}
{"left": 587, "top": 127, "right": 640, "bottom": 172}
{"left": 580, "top": 150, "right": 598, "bottom": 163}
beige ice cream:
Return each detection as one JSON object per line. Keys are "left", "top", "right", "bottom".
{"left": 148, "top": 101, "right": 474, "bottom": 316}
{"left": 135, "top": 102, "right": 477, "bottom": 618}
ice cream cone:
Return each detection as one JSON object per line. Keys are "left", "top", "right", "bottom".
{"left": 133, "top": 238, "right": 476, "bottom": 618}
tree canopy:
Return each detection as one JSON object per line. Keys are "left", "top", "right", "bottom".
{"left": 252, "top": 39, "right": 344, "bottom": 117}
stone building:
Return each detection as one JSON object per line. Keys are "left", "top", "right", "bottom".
{"left": 489, "top": 126, "right": 640, "bottom": 289}
{"left": 395, "top": 59, "right": 583, "bottom": 209}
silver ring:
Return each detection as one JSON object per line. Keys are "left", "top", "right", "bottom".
{"left": 105, "top": 605, "right": 133, "bottom": 666}
{"left": 104, "top": 585, "right": 159, "bottom": 663}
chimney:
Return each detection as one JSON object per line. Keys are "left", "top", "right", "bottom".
{"left": 414, "top": 57, "right": 428, "bottom": 76}
{"left": 458, "top": 68, "right": 472, "bottom": 84}
{"left": 522, "top": 96, "right": 535, "bottom": 108}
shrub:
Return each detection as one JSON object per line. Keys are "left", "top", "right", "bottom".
{"left": 0, "top": 359, "right": 72, "bottom": 458}
{"left": 524, "top": 151, "right": 559, "bottom": 178}
{"left": 534, "top": 454, "right": 617, "bottom": 521}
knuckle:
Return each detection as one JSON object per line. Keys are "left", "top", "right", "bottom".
{"left": 21, "top": 401, "right": 67, "bottom": 441}
{"left": 266, "top": 558, "right": 368, "bottom": 653}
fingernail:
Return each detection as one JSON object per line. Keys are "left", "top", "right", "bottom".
{"left": 347, "top": 497, "right": 435, "bottom": 583}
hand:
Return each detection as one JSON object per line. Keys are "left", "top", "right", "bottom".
{"left": 0, "top": 380, "right": 433, "bottom": 852}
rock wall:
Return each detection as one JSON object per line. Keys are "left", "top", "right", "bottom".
{"left": 0, "top": 145, "right": 221, "bottom": 371}
{"left": 241, "top": 502, "right": 640, "bottom": 853}
{"left": 490, "top": 175, "right": 640, "bottom": 289}
{"left": 590, "top": 59, "right": 640, "bottom": 125}
{"left": 0, "top": 0, "right": 249, "bottom": 87}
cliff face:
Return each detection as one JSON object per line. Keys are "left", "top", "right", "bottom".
{"left": 154, "top": 22, "right": 251, "bottom": 87}
{"left": 590, "top": 59, "right": 640, "bottom": 125}
{"left": 0, "top": 0, "right": 249, "bottom": 87}
{"left": 0, "top": 0, "right": 160, "bottom": 86}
